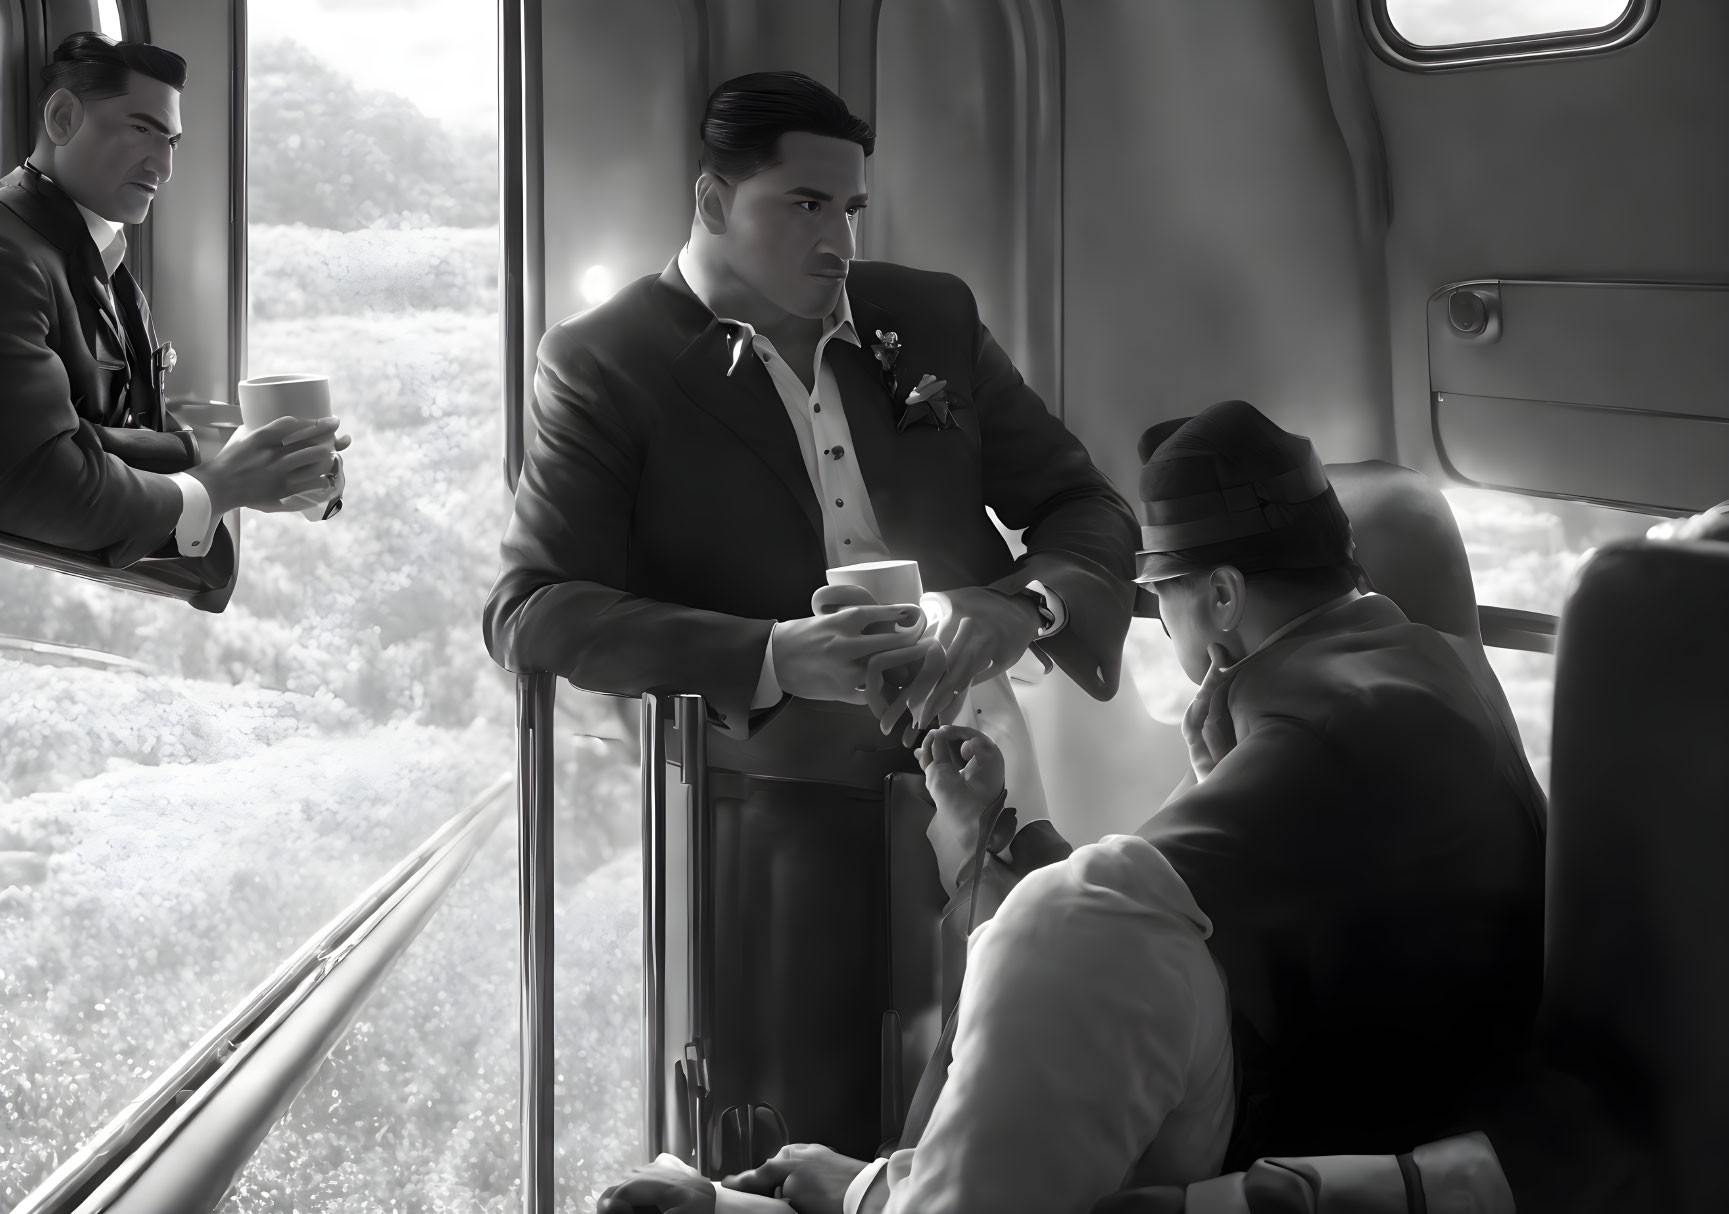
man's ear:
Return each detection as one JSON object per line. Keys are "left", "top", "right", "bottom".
{"left": 694, "top": 171, "right": 730, "bottom": 236}
{"left": 41, "top": 88, "right": 84, "bottom": 146}
{"left": 1210, "top": 566, "right": 1249, "bottom": 634}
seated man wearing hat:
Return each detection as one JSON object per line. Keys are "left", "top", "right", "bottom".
{"left": 912, "top": 400, "right": 1548, "bottom": 1167}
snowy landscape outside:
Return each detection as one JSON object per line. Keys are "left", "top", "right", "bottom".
{"left": 0, "top": 4, "right": 1669, "bottom": 1211}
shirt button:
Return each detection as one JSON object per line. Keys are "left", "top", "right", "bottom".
{"left": 813, "top": 403, "right": 822, "bottom": 413}
{"left": 835, "top": 498, "right": 844, "bottom": 507}
{"left": 844, "top": 538, "right": 852, "bottom": 545}
{"left": 831, "top": 445, "right": 845, "bottom": 459}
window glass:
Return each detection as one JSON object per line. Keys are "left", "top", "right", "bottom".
{"left": 3, "top": 2, "right": 550, "bottom": 1207}
{"left": 1446, "top": 487, "right": 1669, "bottom": 790}
{"left": 97, "top": 0, "right": 125, "bottom": 39}
{"left": 1442, "top": 487, "right": 1666, "bottom": 618}
{"left": 1384, "top": 0, "right": 1631, "bottom": 46}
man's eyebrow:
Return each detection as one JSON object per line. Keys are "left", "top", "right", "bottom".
{"left": 128, "top": 112, "right": 181, "bottom": 138}
{"left": 787, "top": 186, "right": 868, "bottom": 205}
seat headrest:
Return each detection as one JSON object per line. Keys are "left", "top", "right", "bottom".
{"left": 1324, "top": 460, "right": 1483, "bottom": 645}
{"left": 1541, "top": 539, "right": 1729, "bottom": 1214}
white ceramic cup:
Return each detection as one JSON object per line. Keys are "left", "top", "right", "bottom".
{"left": 826, "top": 559, "right": 926, "bottom": 638}
{"left": 237, "top": 374, "right": 339, "bottom": 520}
{"left": 826, "top": 558, "right": 923, "bottom": 607}
{"left": 237, "top": 373, "right": 331, "bottom": 428}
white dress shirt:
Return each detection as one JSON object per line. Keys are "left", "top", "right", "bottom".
{"left": 59, "top": 180, "right": 219, "bottom": 557}
{"left": 675, "top": 248, "right": 1062, "bottom": 818}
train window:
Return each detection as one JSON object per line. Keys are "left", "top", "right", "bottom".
{"left": 1371, "top": 0, "right": 1655, "bottom": 68}
{"left": 1383, "top": 0, "right": 1629, "bottom": 46}
{"left": 1, "top": 3, "right": 529, "bottom": 1209}
{"left": 97, "top": 0, "right": 125, "bottom": 39}
{"left": 1445, "top": 487, "right": 1666, "bottom": 790}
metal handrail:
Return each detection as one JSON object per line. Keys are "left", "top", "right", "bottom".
{"left": 0, "top": 634, "right": 152, "bottom": 674}
{"left": 11, "top": 773, "right": 512, "bottom": 1214}
{"left": 90, "top": 796, "right": 510, "bottom": 1214}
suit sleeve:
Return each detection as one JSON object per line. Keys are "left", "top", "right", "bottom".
{"left": 1136, "top": 719, "right": 1350, "bottom": 1031}
{"left": 0, "top": 235, "right": 181, "bottom": 561}
{"left": 482, "top": 326, "right": 780, "bottom": 738}
{"left": 958, "top": 280, "right": 1140, "bottom": 701}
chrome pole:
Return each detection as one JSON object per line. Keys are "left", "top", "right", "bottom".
{"left": 517, "top": 672, "right": 556, "bottom": 1214}
{"left": 642, "top": 694, "right": 668, "bottom": 1159}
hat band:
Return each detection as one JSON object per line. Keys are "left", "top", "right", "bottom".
{"left": 1140, "top": 508, "right": 1286, "bottom": 553}
{"left": 1141, "top": 456, "right": 1331, "bottom": 529}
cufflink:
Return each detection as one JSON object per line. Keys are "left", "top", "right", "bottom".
{"left": 1017, "top": 585, "right": 1057, "bottom": 637}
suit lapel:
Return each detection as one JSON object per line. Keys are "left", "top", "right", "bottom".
{"left": 0, "top": 167, "right": 127, "bottom": 363}
{"left": 833, "top": 292, "right": 908, "bottom": 543}
{"left": 661, "top": 264, "right": 823, "bottom": 538}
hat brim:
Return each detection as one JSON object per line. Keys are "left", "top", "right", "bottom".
{"left": 1134, "top": 550, "right": 1207, "bottom": 585}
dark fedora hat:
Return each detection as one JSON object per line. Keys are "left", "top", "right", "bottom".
{"left": 1134, "top": 400, "right": 1361, "bottom": 585}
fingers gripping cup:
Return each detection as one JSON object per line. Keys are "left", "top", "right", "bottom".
{"left": 824, "top": 559, "right": 924, "bottom": 633}
{"left": 237, "top": 374, "right": 342, "bottom": 520}
{"left": 827, "top": 560, "right": 928, "bottom": 737}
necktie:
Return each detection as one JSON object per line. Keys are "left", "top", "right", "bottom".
{"left": 108, "top": 261, "right": 160, "bottom": 429}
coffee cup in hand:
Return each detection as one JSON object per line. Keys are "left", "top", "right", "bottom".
{"left": 238, "top": 374, "right": 340, "bottom": 520}
{"left": 825, "top": 559, "right": 924, "bottom": 635}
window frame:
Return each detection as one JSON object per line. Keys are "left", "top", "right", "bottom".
{"left": 1362, "top": 0, "right": 1659, "bottom": 72}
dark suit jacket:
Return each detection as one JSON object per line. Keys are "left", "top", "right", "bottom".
{"left": 1141, "top": 594, "right": 1548, "bottom": 1161}
{"left": 950, "top": 594, "right": 1548, "bottom": 1162}
{"left": 484, "top": 258, "right": 1140, "bottom": 746}
{"left": 0, "top": 164, "right": 235, "bottom": 596}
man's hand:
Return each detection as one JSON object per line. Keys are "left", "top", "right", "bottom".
{"left": 595, "top": 1161, "right": 716, "bottom": 1214}
{"left": 723, "top": 1144, "right": 868, "bottom": 1214}
{"left": 190, "top": 416, "right": 351, "bottom": 515}
{"left": 1182, "top": 642, "right": 1238, "bottom": 783}
{"left": 781, "top": 583, "right": 933, "bottom": 709}
{"left": 886, "top": 587, "right": 1042, "bottom": 737}
{"left": 918, "top": 724, "right": 1009, "bottom": 882}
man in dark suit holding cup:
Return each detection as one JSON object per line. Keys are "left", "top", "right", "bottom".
{"left": 484, "top": 71, "right": 1139, "bottom": 1162}
{"left": 0, "top": 33, "right": 348, "bottom": 600}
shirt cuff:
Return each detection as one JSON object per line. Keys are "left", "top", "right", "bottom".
{"left": 167, "top": 472, "right": 220, "bottom": 557}
{"left": 1022, "top": 578, "right": 1067, "bottom": 639}
{"left": 843, "top": 1157, "right": 890, "bottom": 1214}
{"left": 750, "top": 622, "right": 784, "bottom": 710}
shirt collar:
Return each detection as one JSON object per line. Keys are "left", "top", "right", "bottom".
{"left": 676, "top": 245, "right": 860, "bottom": 370}
{"left": 29, "top": 163, "right": 126, "bottom": 277}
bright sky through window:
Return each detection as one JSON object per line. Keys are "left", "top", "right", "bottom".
{"left": 97, "top": 0, "right": 124, "bottom": 38}
{"left": 1385, "top": 0, "right": 1631, "bottom": 45}
{"left": 249, "top": 0, "right": 495, "bottom": 137}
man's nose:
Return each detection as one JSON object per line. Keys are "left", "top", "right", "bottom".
{"left": 822, "top": 212, "right": 856, "bottom": 262}
{"left": 144, "top": 141, "right": 172, "bottom": 183}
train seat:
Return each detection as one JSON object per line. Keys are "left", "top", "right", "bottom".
{"left": 1326, "top": 459, "right": 1529, "bottom": 752}
{"left": 1525, "top": 538, "right": 1729, "bottom": 1214}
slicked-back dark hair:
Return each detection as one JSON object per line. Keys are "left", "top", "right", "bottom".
{"left": 39, "top": 31, "right": 187, "bottom": 110}
{"left": 699, "top": 71, "right": 873, "bottom": 182}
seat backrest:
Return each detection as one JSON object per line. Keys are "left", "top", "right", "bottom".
{"left": 1326, "top": 460, "right": 1535, "bottom": 758}
{"left": 1325, "top": 459, "right": 1483, "bottom": 643}
{"left": 1540, "top": 540, "right": 1729, "bottom": 1214}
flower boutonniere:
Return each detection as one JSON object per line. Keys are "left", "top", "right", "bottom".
{"left": 897, "top": 373, "right": 956, "bottom": 432}
{"left": 872, "top": 329, "right": 901, "bottom": 392}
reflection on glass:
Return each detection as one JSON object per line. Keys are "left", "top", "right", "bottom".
{"left": 1, "top": 2, "right": 520, "bottom": 1205}
{"left": 1384, "top": 0, "right": 1632, "bottom": 46}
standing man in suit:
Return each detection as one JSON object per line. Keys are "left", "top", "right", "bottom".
{"left": 484, "top": 71, "right": 1139, "bottom": 1161}
{"left": 0, "top": 33, "right": 347, "bottom": 603}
